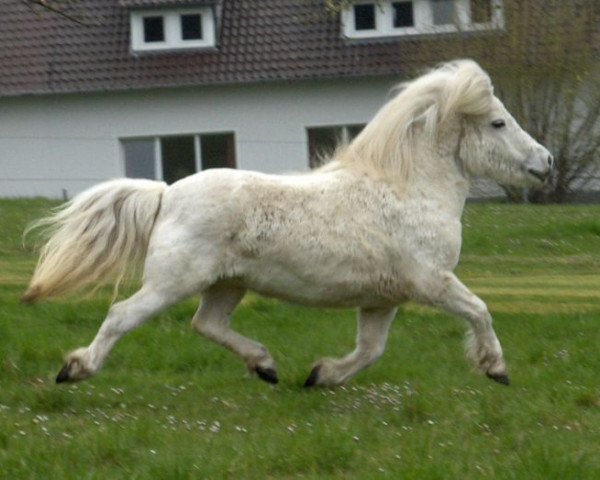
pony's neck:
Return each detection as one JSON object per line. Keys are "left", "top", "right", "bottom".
{"left": 406, "top": 144, "right": 471, "bottom": 218}
{"left": 329, "top": 131, "right": 471, "bottom": 217}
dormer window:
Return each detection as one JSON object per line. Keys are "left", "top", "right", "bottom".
{"left": 131, "top": 7, "right": 216, "bottom": 52}
{"left": 342, "top": 0, "right": 504, "bottom": 39}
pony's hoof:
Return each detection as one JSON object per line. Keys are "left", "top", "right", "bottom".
{"left": 303, "top": 365, "right": 322, "bottom": 387}
{"left": 255, "top": 366, "right": 279, "bottom": 384}
{"left": 486, "top": 372, "right": 510, "bottom": 386}
{"left": 56, "top": 363, "right": 72, "bottom": 383}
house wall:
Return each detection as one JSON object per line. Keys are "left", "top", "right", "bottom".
{"left": 0, "top": 77, "right": 398, "bottom": 198}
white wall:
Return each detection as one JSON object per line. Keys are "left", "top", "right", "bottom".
{"left": 0, "top": 78, "right": 398, "bottom": 198}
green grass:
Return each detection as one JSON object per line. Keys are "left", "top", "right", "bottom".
{"left": 1, "top": 199, "right": 600, "bottom": 479}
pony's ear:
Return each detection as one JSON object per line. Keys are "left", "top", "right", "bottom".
{"left": 439, "top": 60, "right": 494, "bottom": 122}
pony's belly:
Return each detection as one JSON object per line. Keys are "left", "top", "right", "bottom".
{"left": 243, "top": 270, "right": 408, "bottom": 308}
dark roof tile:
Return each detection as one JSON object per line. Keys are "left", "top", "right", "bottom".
{"left": 2, "top": 0, "right": 596, "bottom": 97}
{"left": 119, "top": 0, "right": 217, "bottom": 7}
{"left": 0, "top": 0, "right": 413, "bottom": 96}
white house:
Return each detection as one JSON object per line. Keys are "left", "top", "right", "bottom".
{"left": 0, "top": 0, "right": 506, "bottom": 198}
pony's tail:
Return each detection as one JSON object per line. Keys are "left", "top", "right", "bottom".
{"left": 22, "top": 178, "right": 167, "bottom": 304}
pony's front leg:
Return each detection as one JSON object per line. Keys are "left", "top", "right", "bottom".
{"left": 422, "top": 272, "right": 509, "bottom": 385}
{"left": 304, "top": 307, "right": 397, "bottom": 387}
{"left": 56, "top": 284, "right": 177, "bottom": 383}
{"left": 191, "top": 285, "right": 279, "bottom": 384}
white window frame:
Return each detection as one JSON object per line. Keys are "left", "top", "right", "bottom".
{"left": 341, "top": 0, "right": 504, "bottom": 39}
{"left": 131, "top": 7, "right": 216, "bottom": 52}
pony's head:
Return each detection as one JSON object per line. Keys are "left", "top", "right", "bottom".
{"left": 340, "top": 59, "right": 553, "bottom": 189}
{"left": 446, "top": 61, "right": 553, "bottom": 188}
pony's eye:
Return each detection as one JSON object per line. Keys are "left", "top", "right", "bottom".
{"left": 491, "top": 119, "right": 506, "bottom": 129}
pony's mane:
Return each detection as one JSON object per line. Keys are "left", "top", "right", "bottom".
{"left": 325, "top": 59, "right": 494, "bottom": 185}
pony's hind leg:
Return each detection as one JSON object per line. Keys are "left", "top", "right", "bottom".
{"left": 56, "top": 282, "right": 183, "bottom": 383}
{"left": 304, "top": 307, "right": 397, "bottom": 387}
{"left": 192, "top": 284, "right": 278, "bottom": 384}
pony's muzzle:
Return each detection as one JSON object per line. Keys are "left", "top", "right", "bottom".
{"left": 525, "top": 149, "right": 553, "bottom": 184}
{"left": 527, "top": 168, "right": 550, "bottom": 183}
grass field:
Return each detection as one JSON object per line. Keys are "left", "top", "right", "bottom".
{"left": 1, "top": 199, "right": 600, "bottom": 479}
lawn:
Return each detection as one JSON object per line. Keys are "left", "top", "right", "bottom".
{"left": 1, "top": 199, "right": 600, "bottom": 479}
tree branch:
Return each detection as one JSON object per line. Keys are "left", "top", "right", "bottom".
{"left": 21, "top": 0, "right": 88, "bottom": 25}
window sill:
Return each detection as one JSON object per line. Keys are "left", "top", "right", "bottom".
{"left": 342, "top": 24, "right": 506, "bottom": 44}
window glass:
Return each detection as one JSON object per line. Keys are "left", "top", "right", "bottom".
{"left": 124, "top": 134, "right": 236, "bottom": 183}
{"left": 431, "top": 0, "right": 455, "bottom": 25}
{"left": 161, "top": 136, "right": 196, "bottom": 184}
{"left": 181, "top": 13, "right": 203, "bottom": 40}
{"left": 347, "top": 124, "right": 366, "bottom": 140}
{"left": 470, "top": 0, "right": 492, "bottom": 22}
{"left": 307, "top": 127, "right": 343, "bottom": 168}
{"left": 143, "top": 16, "right": 165, "bottom": 42}
{"left": 307, "top": 125, "right": 367, "bottom": 168}
{"left": 123, "top": 139, "right": 155, "bottom": 179}
{"left": 392, "top": 2, "right": 414, "bottom": 27}
{"left": 201, "top": 134, "right": 236, "bottom": 170}
{"left": 354, "top": 4, "right": 376, "bottom": 30}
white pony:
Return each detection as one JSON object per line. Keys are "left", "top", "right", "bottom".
{"left": 23, "top": 60, "right": 553, "bottom": 387}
